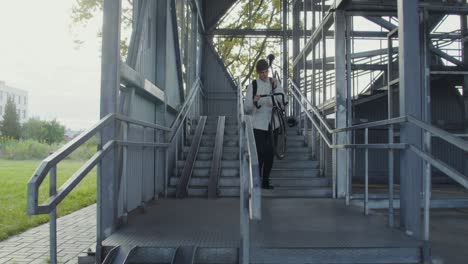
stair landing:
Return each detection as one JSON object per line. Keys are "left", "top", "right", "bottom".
{"left": 103, "top": 198, "right": 419, "bottom": 257}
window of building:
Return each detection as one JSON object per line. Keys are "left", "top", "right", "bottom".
{"left": 23, "top": 110, "right": 26, "bottom": 119}
{"left": 24, "top": 97, "right": 27, "bottom": 105}
{"left": 18, "top": 96, "right": 21, "bottom": 104}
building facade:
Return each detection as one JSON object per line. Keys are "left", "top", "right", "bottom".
{"left": 0, "top": 81, "right": 28, "bottom": 123}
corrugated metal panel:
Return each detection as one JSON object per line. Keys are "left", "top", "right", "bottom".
{"left": 351, "top": 83, "right": 464, "bottom": 184}
{"left": 124, "top": 94, "right": 156, "bottom": 211}
{"left": 201, "top": 41, "right": 237, "bottom": 116}
{"left": 134, "top": 0, "right": 157, "bottom": 84}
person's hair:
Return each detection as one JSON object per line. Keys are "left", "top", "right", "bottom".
{"left": 256, "top": 59, "right": 269, "bottom": 72}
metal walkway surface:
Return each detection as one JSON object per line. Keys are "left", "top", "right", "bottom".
{"left": 103, "top": 198, "right": 418, "bottom": 248}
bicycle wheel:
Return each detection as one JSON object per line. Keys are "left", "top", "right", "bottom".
{"left": 270, "top": 107, "right": 287, "bottom": 159}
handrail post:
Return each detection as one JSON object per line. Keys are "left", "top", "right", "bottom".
{"left": 388, "top": 124, "right": 395, "bottom": 227}
{"left": 364, "top": 128, "right": 369, "bottom": 215}
{"left": 423, "top": 131, "right": 431, "bottom": 230}
{"left": 49, "top": 165, "right": 57, "bottom": 264}
{"left": 423, "top": 131, "right": 432, "bottom": 262}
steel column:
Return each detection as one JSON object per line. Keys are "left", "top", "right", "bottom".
{"left": 293, "top": 1, "right": 301, "bottom": 131}
{"left": 462, "top": 13, "right": 468, "bottom": 177}
{"left": 345, "top": 14, "right": 353, "bottom": 205}
{"left": 397, "top": 0, "right": 423, "bottom": 238}
{"left": 303, "top": 0, "right": 308, "bottom": 139}
{"left": 334, "top": 9, "right": 347, "bottom": 199}
{"left": 387, "top": 29, "right": 396, "bottom": 228}
{"left": 283, "top": 0, "right": 289, "bottom": 110}
{"left": 311, "top": 0, "right": 317, "bottom": 159}
{"left": 98, "top": 1, "right": 121, "bottom": 262}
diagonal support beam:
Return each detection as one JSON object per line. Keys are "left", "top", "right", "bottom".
{"left": 364, "top": 16, "right": 396, "bottom": 31}
{"left": 293, "top": 11, "right": 334, "bottom": 68}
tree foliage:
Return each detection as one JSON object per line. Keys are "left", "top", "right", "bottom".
{"left": 71, "top": 0, "right": 132, "bottom": 58}
{"left": 214, "top": 0, "right": 284, "bottom": 86}
{"left": 22, "top": 118, "right": 65, "bottom": 144}
{"left": 0, "top": 98, "right": 21, "bottom": 139}
{"left": 72, "top": 0, "right": 286, "bottom": 86}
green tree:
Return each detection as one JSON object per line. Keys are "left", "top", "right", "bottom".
{"left": 22, "top": 118, "right": 65, "bottom": 144}
{"left": 71, "top": 0, "right": 132, "bottom": 58}
{"left": 72, "top": 0, "right": 285, "bottom": 86}
{"left": 214, "top": 0, "right": 283, "bottom": 86}
{"left": 0, "top": 97, "right": 21, "bottom": 139}
{"left": 21, "top": 117, "right": 43, "bottom": 140}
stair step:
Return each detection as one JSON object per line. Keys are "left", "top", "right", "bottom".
{"left": 287, "top": 140, "right": 306, "bottom": 147}
{"left": 176, "top": 168, "right": 240, "bottom": 178}
{"left": 279, "top": 153, "right": 313, "bottom": 161}
{"left": 251, "top": 247, "right": 421, "bottom": 264}
{"left": 167, "top": 187, "right": 239, "bottom": 197}
{"left": 170, "top": 176, "right": 240, "bottom": 187}
{"left": 184, "top": 146, "right": 239, "bottom": 153}
{"left": 261, "top": 187, "right": 332, "bottom": 198}
{"left": 270, "top": 177, "right": 330, "bottom": 187}
{"left": 270, "top": 169, "right": 320, "bottom": 177}
{"left": 285, "top": 147, "right": 312, "bottom": 153}
{"left": 183, "top": 151, "right": 239, "bottom": 161}
{"left": 177, "top": 160, "right": 238, "bottom": 168}
{"left": 273, "top": 160, "right": 319, "bottom": 169}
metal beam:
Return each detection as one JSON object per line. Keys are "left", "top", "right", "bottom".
{"left": 334, "top": 10, "right": 347, "bottom": 198}
{"left": 397, "top": 0, "right": 422, "bottom": 239}
{"left": 293, "top": 11, "right": 334, "bottom": 68}
{"left": 364, "top": 16, "right": 396, "bottom": 31}
{"left": 99, "top": 0, "right": 121, "bottom": 260}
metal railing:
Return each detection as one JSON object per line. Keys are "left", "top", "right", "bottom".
{"left": 27, "top": 113, "right": 171, "bottom": 264}
{"left": 237, "top": 77, "right": 261, "bottom": 264}
{"left": 167, "top": 78, "right": 204, "bottom": 196}
{"left": 26, "top": 75, "right": 203, "bottom": 264}
{"left": 288, "top": 78, "right": 468, "bottom": 245}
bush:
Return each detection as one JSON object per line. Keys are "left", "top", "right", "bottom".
{"left": 0, "top": 136, "right": 97, "bottom": 161}
{"left": 22, "top": 118, "right": 65, "bottom": 144}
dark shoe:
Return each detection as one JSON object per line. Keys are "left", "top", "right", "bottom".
{"left": 262, "top": 182, "right": 274, "bottom": 189}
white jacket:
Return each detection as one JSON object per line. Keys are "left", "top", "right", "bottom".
{"left": 244, "top": 78, "right": 285, "bottom": 131}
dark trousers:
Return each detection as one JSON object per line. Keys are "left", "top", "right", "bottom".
{"left": 253, "top": 128, "right": 277, "bottom": 183}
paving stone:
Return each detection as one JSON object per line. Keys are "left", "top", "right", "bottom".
{"left": 0, "top": 204, "right": 96, "bottom": 264}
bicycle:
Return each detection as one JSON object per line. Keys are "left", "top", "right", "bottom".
{"left": 254, "top": 92, "right": 288, "bottom": 159}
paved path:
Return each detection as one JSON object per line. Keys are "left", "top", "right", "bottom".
{"left": 0, "top": 204, "right": 96, "bottom": 264}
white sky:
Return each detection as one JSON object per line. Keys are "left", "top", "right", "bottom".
{"left": 0, "top": 0, "right": 102, "bottom": 130}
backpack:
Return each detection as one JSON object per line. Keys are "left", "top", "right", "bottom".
{"left": 251, "top": 77, "right": 275, "bottom": 100}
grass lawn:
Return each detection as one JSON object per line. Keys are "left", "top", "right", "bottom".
{"left": 0, "top": 159, "right": 96, "bottom": 241}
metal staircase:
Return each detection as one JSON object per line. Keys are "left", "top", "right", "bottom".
{"left": 168, "top": 116, "right": 240, "bottom": 197}
{"left": 265, "top": 125, "right": 332, "bottom": 198}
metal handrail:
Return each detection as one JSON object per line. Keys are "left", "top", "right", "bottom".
{"left": 27, "top": 113, "right": 113, "bottom": 215}
{"left": 407, "top": 115, "right": 468, "bottom": 153}
{"left": 27, "top": 112, "right": 172, "bottom": 264}
{"left": 238, "top": 76, "right": 261, "bottom": 264}
{"left": 168, "top": 78, "right": 202, "bottom": 143}
{"left": 238, "top": 76, "right": 261, "bottom": 220}
{"left": 288, "top": 78, "right": 468, "bottom": 245}
{"left": 27, "top": 114, "right": 171, "bottom": 215}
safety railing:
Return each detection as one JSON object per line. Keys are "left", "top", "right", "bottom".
{"left": 237, "top": 77, "right": 261, "bottom": 264}
{"left": 288, "top": 78, "right": 468, "bottom": 247}
{"left": 27, "top": 113, "right": 171, "bottom": 264}
{"left": 167, "top": 78, "right": 204, "bottom": 196}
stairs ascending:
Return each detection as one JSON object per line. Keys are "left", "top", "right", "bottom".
{"left": 168, "top": 116, "right": 240, "bottom": 197}
{"left": 265, "top": 125, "right": 332, "bottom": 198}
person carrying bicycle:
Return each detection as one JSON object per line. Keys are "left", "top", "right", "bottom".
{"left": 244, "top": 59, "right": 285, "bottom": 189}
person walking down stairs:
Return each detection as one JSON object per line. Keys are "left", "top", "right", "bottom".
{"left": 244, "top": 59, "right": 282, "bottom": 189}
